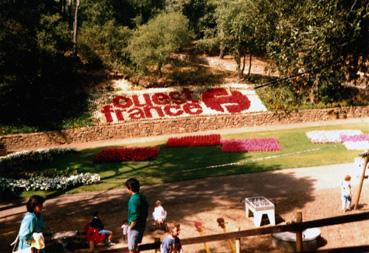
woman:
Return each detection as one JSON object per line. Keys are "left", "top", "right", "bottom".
{"left": 17, "top": 195, "right": 45, "bottom": 252}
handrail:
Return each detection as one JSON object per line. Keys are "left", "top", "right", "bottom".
{"left": 101, "top": 211, "right": 369, "bottom": 253}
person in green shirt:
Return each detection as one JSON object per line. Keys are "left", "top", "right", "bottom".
{"left": 125, "top": 178, "right": 149, "bottom": 253}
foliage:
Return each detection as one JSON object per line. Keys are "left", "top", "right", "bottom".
{"left": 215, "top": 0, "right": 276, "bottom": 77}
{"left": 0, "top": 148, "right": 77, "bottom": 178}
{"left": 267, "top": 0, "right": 369, "bottom": 104}
{"left": 79, "top": 20, "right": 132, "bottom": 67}
{"left": 127, "top": 12, "right": 191, "bottom": 75}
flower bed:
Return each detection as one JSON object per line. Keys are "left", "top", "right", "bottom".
{"left": 341, "top": 134, "right": 369, "bottom": 142}
{"left": 0, "top": 173, "right": 100, "bottom": 192}
{"left": 221, "top": 138, "right": 281, "bottom": 152}
{"left": 343, "top": 141, "right": 369, "bottom": 150}
{"left": 306, "top": 130, "right": 363, "bottom": 143}
{"left": 166, "top": 134, "right": 221, "bottom": 147}
{"left": 94, "top": 147, "right": 160, "bottom": 162}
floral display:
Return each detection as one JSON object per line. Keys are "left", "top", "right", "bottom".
{"left": 97, "top": 84, "right": 268, "bottom": 123}
{"left": 0, "top": 173, "right": 100, "bottom": 192}
{"left": 343, "top": 141, "right": 369, "bottom": 150}
{"left": 94, "top": 147, "right": 160, "bottom": 162}
{"left": 167, "top": 134, "right": 221, "bottom": 147}
{"left": 306, "top": 130, "right": 363, "bottom": 143}
{"left": 341, "top": 134, "right": 369, "bottom": 142}
{"left": 221, "top": 138, "right": 281, "bottom": 152}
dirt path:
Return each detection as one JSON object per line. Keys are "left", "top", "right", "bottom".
{"left": 2, "top": 162, "right": 369, "bottom": 252}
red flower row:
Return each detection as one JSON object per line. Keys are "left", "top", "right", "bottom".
{"left": 94, "top": 147, "right": 160, "bottom": 162}
{"left": 167, "top": 134, "right": 221, "bottom": 147}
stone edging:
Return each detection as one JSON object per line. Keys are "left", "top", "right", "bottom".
{"left": 1, "top": 106, "right": 369, "bottom": 151}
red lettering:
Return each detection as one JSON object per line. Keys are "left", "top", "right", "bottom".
{"left": 113, "top": 96, "right": 132, "bottom": 109}
{"left": 183, "top": 102, "right": 203, "bottom": 115}
{"left": 152, "top": 93, "right": 170, "bottom": 105}
{"left": 128, "top": 108, "right": 145, "bottom": 119}
{"left": 115, "top": 110, "right": 125, "bottom": 121}
{"left": 144, "top": 106, "right": 165, "bottom": 118}
{"left": 169, "top": 91, "right": 186, "bottom": 104}
{"left": 132, "top": 94, "right": 153, "bottom": 107}
{"left": 101, "top": 105, "right": 114, "bottom": 123}
{"left": 164, "top": 105, "right": 183, "bottom": 116}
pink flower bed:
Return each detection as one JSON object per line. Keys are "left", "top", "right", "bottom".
{"left": 167, "top": 134, "right": 221, "bottom": 147}
{"left": 94, "top": 147, "right": 160, "bottom": 162}
{"left": 340, "top": 134, "right": 369, "bottom": 142}
{"left": 221, "top": 138, "right": 281, "bottom": 152}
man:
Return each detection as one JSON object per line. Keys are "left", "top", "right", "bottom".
{"left": 125, "top": 178, "right": 149, "bottom": 253}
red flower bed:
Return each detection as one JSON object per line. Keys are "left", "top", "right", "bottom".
{"left": 221, "top": 138, "right": 281, "bottom": 152}
{"left": 167, "top": 134, "right": 221, "bottom": 147}
{"left": 94, "top": 147, "right": 160, "bottom": 162}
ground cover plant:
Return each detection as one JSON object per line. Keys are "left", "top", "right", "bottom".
{"left": 7, "top": 122, "right": 368, "bottom": 200}
{"left": 220, "top": 138, "right": 281, "bottom": 152}
{"left": 94, "top": 147, "right": 160, "bottom": 162}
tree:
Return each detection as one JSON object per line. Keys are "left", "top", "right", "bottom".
{"left": 127, "top": 12, "right": 190, "bottom": 76}
{"left": 215, "top": 0, "right": 275, "bottom": 78}
{"left": 268, "top": 0, "right": 369, "bottom": 104}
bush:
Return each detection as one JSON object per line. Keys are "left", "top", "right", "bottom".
{"left": 167, "top": 135, "right": 220, "bottom": 147}
{"left": 0, "top": 148, "right": 77, "bottom": 178}
{"left": 94, "top": 147, "right": 160, "bottom": 162}
{"left": 127, "top": 12, "right": 191, "bottom": 75}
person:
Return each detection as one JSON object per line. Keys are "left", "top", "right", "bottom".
{"left": 160, "top": 223, "right": 183, "bottom": 253}
{"left": 152, "top": 200, "right": 167, "bottom": 230}
{"left": 90, "top": 211, "right": 114, "bottom": 245}
{"left": 16, "top": 195, "right": 46, "bottom": 253}
{"left": 121, "top": 219, "right": 129, "bottom": 242}
{"left": 125, "top": 178, "right": 149, "bottom": 253}
{"left": 341, "top": 175, "right": 352, "bottom": 211}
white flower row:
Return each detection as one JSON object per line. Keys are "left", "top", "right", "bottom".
{"left": 0, "top": 173, "right": 100, "bottom": 192}
{"left": 344, "top": 141, "right": 369, "bottom": 150}
{"left": 306, "top": 130, "right": 363, "bottom": 143}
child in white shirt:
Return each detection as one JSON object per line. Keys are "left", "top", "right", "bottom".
{"left": 153, "top": 200, "right": 167, "bottom": 230}
{"left": 341, "top": 175, "right": 352, "bottom": 211}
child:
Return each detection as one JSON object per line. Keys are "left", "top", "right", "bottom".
{"left": 153, "top": 200, "right": 167, "bottom": 230}
{"left": 121, "top": 219, "right": 129, "bottom": 242}
{"left": 341, "top": 175, "right": 352, "bottom": 211}
{"left": 160, "top": 223, "right": 183, "bottom": 253}
{"left": 90, "top": 211, "right": 114, "bottom": 246}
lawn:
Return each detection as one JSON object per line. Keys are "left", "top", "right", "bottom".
{"left": 16, "top": 122, "right": 369, "bottom": 199}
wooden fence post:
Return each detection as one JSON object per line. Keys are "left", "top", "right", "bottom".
{"left": 295, "top": 211, "right": 303, "bottom": 252}
{"left": 235, "top": 227, "right": 241, "bottom": 253}
{"left": 354, "top": 152, "right": 369, "bottom": 210}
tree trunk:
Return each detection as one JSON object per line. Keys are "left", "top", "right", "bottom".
{"left": 157, "top": 62, "right": 163, "bottom": 78}
{"left": 241, "top": 55, "right": 246, "bottom": 77}
{"left": 234, "top": 49, "right": 243, "bottom": 79}
{"left": 247, "top": 54, "right": 252, "bottom": 77}
{"left": 73, "top": 0, "right": 80, "bottom": 55}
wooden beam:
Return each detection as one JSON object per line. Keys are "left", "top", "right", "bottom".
{"left": 100, "top": 211, "right": 369, "bottom": 252}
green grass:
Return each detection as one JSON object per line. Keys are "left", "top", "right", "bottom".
{"left": 12, "top": 122, "right": 368, "bottom": 200}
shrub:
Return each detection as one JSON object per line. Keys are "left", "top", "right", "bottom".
{"left": 94, "top": 147, "right": 160, "bottom": 162}
{"left": 167, "top": 134, "right": 220, "bottom": 147}
{"left": 0, "top": 148, "right": 77, "bottom": 177}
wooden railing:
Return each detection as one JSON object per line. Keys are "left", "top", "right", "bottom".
{"left": 101, "top": 211, "right": 369, "bottom": 253}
